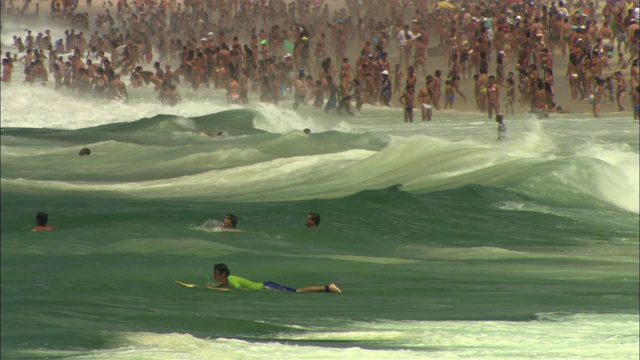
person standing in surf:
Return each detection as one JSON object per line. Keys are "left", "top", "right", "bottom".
{"left": 496, "top": 114, "right": 506, "bottom": 141}
{"left": 486, "top": 75, "right": 500, "bottom": 119}
{"left": 417, "top": 76, "right": 433, "bottom": 121}
{"left": 399, "top": 85, "right": 415, "bottom": 123}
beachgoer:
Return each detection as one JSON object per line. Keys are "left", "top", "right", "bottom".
{"left": 417, "top": 76, "right": 433, "bottom": 121}
{"left": 632, "top": 85, "right": 640, "bottom": 120}
{"left": 399, "top": 85, "right": 415, "bottom": 123}
{"left": 496, "top": 114, "right": 506, "bottom": 141}
{"left": 486, "top": 75, "right": 500, "bottom": 119}
{"left": 293, "top": 72, "right": 306, "bottom": 110}
{"left": 443, "top": 80, "right": 454, "bottom": 109}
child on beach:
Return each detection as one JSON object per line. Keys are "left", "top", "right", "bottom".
{"left": 399, "top": 85, "right": 415, "bottom": 123}
{"left": 504, "top": 78, "right": 515, "bottom": 115}
{"left": 443, "top": 80, "right": 454, "bottom": 109}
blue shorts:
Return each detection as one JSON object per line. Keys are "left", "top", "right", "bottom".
{"left": 263, "top": 281, "right": 297, "bottom": 292}
{"left": 634, "top": 105, "right": 640, "bottom": 112}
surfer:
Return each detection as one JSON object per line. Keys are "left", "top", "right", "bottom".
{"left": 212, "top": 263, "right": 341, "bottom": 293}
{"left": 32, "top": 212, "right": 55, "bottom": 231}
{"left": 306, "top": 213, "right": 320, "bottom": 228}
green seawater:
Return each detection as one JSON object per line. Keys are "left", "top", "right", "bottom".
{"left": 2, "top": 107, "right": 639, "bottom": 359}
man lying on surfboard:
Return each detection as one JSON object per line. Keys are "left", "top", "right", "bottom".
{"left": 210, "top": 263, "right": 341, "bottom": 293}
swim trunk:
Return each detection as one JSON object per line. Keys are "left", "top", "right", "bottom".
{"left": 634, "top": 105, "right": 640, "bottom": 111}
{"left": 446, "top": 95, "right": 454, "bottom": 101}
{"left": 405, "top": 106, "right": 413, "bottom": 113}
{"left": 325, "top": 96, "right": 337, "bottom": 111}
{"left": 263, "top": 281, "right": 297, "bottom": 292}
{"left": 421, "top": 103, "right": 432, "bottom": 110}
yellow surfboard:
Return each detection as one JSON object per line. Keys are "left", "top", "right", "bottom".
{"left": 175, "top": 280, "right": 225, "bottom": 290}
{"left": 175, "top": 280, "right": 196, "bottom": 288}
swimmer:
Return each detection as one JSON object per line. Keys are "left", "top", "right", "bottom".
{"left": 32, "top": 212, "right": 55, "bottom": 231}
{"left": 221, "top": 214, "right": 238, "bottom": 229}
{"left": 79, "top": 147, "right": 91, "bottom": 155}
{"left": 212, "top": 263, "right": 341, "bottom": 293}
{"left": 306, "top": 213, "right": 320, "bottom": 228}
{"left": 199, "top": 131, "right": 224, "bottom": 138}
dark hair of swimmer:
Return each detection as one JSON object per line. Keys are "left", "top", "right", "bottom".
{"left": 303, "top": 128, "right": 311, "bottom": 134}
{"left": 36, "top": 212, "right": 49, "bottom": 226}
{"left": 79, "top": 148, "right": 91, "bottom": 156}
{"left": 308, "top": 213, "right": 320, "bottom": 226}
{"left": 214, "top": 263, "right": 230, "bottom": 276}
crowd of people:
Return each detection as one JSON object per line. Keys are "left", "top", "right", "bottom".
{"left": 1, "top": 0, "right": 639, "bottom": 119}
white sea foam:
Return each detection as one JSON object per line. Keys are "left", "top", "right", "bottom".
{"left": 41, "top": 313, "right": 638, "bottom": 359}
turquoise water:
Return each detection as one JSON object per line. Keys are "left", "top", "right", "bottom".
{"left": 2, "top": 23, "right": 639, "bottom": 360}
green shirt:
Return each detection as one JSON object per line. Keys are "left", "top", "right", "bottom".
{"left": 226, "top": 275, "right": 264, "bottom": 290}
